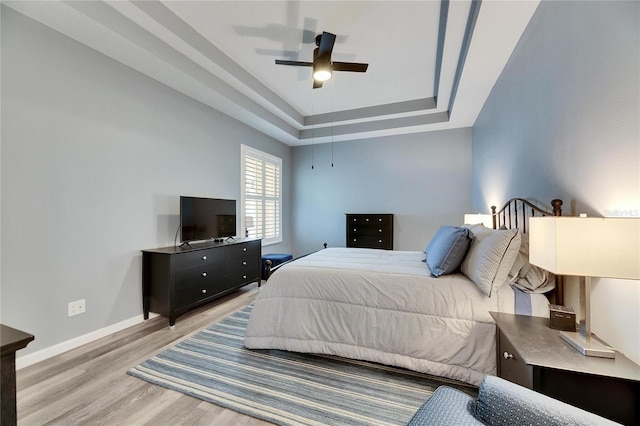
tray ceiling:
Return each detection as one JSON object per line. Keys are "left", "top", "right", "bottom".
{"left": 3, "top": 0, "right": 541, "bottom": 145}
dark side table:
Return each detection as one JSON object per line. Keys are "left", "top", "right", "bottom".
{"left": 490, "top": 312, "right": 640, "bottom": 425}
{"left": 1, "top": 324, "right": 34, "bottom": 426}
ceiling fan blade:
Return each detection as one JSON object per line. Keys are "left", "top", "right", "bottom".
{"left": 332, "top": 62, "right": 369, "bottom": 72}
{"left": 318, "top": 31, "right": 336, "bottom": 58}
{"left": 313, "top": 79, "right": 323, "bottom": 89}
{"left": 275, "top": 59, "right": 313, "bottom": 67}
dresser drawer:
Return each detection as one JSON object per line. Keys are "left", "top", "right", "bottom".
{"left": 227, "top": 258, "right": 260, "bottom": 286}
{"left": 175, "top": 262, "right": 223, "bottom": 290}
{"left": 226, "top": 240, "right": 260, "bottom": 259}
{"left": 175, "top": 262, "right": 225, "bottom": 307}
{"left": 348, "top": 215, "right": 392, "bottom": 226}
{"left": 175, "top": 279, "right": 226, "bottom": 308}
{"left": 347, "top": 226, "right": 391, "bottom": 240}
{"left": 174, "top": 248, "right": 224, "bottom": 271}
{"left": 348, "top": 226, "right": 392, "bottom": 237}
{"left": 498, "top": 329, "right": 533, "bottom": 388}
{"left": 348, "top": 235, "right": 391, "bottom": 249}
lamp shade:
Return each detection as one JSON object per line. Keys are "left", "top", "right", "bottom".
{"left": 464, "top": 214, "right": 493, "bottom": 228}
{"left": 529, "top": 217, "right": 640, "bottom": 280}
{"left": 313, "top": 54, "right": 332, "bottom": 82}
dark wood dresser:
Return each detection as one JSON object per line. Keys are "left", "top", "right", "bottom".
{"left": 1, "top": 324, "right": 34, "bottom": 426}
{"left": 142, "top": 238, "right": 261, "bottom": 326}
{"left": 491, "top": 312, "right": 640, "bottom": 425}
{"left": 346, "top": 214, "right": 393, "bottom": 250}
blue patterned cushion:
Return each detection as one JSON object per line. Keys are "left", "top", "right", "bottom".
{"left": 475, "top": 376, "right": 621, "bottom": 426}
{"left": 425, "top": 226, "right": 473, "bottom": 277}
{"left": 407, "top": 386, "right": 483, "bottom": 426}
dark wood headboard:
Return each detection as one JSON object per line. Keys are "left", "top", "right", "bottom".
{"left": 490, "top": 198, "right": 564, "bottom": 305}
{"left": 491, "top": 198, "right": 563, "bottom": 231}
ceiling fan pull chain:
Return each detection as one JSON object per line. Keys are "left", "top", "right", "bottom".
{"left": 311, "top": 90, "right": 315, "bottom": 170}
{"left": 330, "top": 80, "right": 334, "bottom": 167}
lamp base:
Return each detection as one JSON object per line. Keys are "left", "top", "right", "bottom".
{"left": 559, "top": 331, "right": 615, "bottom": 358}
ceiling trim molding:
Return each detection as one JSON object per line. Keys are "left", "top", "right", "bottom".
{"left": 300, "top": 111, "right": 449, "bottom": 140}
{"left": 448, "top": 0, "right": 482, "bottom": 115}
{"left": 129, "top": 0, "right": 304, "bottom": 126}
{"left": 434, "top": 0, "right": 449, "bottom": 100}
{"left": 126, "top": 1, "right": 450, "bottom": 133}
{"left": 301, "top": 0, "right": 450, "bottom": 128}
{"left": 304, "top": 98, "right": 437, "bottom": 126}
{"left": 3, "top": 0, "right": 537, "bottom": 146}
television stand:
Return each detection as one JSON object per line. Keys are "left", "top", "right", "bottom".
{"left": 142, "top": 238, "right": 261, "bottom": 326}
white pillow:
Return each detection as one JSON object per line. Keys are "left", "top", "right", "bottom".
{"left": 509, "top": 233, "right": 556, "bottom": 293}
{"left": 462, "top": 223, "right": 487, "bottom": 234}
{"left": 508, "top": 233, "right": 528, "bottom": 278}
{"left": 512, "top": 265, "right": 556, "bottom": 293}
{"left": 461, "top": 227, "right": 521, "bottom": 296}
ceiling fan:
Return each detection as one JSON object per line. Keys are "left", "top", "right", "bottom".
{"left": 275, "top": 31, "right": 369, "bottom": 89}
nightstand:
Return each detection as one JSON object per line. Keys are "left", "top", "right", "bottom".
{"left": 490, "top": 312, "right": 640, "bottom": 425}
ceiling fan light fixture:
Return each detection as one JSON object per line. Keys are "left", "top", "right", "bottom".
{"left": 313, "top": 56, "right": 332, "bottom": 82}
{"left": 275, "top": 31, "right": 367, "bottom": 88}
{"left": 313, "top": 68, "right": 332, "bottom": 82}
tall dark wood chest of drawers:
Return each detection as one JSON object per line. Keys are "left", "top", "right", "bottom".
{"left": 142, "top": 238, "right": 261, "bottom": 326}
{"left": 346, "top": 214, "right": 394, "bottom": 250}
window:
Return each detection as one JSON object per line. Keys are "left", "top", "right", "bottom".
{"left": 241, "top": 145, "right": 282, "bottom": 245}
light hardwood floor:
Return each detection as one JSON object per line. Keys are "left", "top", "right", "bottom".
{"left": 16, "top": 283, "right": 273, "bottom": 425}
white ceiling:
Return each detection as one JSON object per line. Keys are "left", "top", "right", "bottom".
{"left": 4, "top": 0, "right": 541, "bottom": 146}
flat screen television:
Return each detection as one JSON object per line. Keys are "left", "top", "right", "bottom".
{"left": 180, "top": 196, "right": 237, "bottom": 243}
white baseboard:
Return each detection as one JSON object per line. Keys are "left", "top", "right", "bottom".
{"left": 16, "top": 312, "right": 159, "bottom": 370}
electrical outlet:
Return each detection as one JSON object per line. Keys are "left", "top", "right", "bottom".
{"left": 68, "top": 299, "right": 86, "bottom": 317}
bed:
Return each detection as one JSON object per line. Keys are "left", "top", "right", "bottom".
{"left": 244, "top": 198, "right": 563, "bottom": 386}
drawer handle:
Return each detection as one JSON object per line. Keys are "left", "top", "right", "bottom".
{"left": 243, "top": 248, "right": 247, "bottom": 252}
{"left": 378, "top": 239, "right": 382, "bottom": 243}
{"left": 243, "top": 261, "right": 247, "bottom": 266}
{"left": 365, "top": 218, "right": 370, "bottom": 222}
{"left": 378, "top": 229, "right": 382, "bottom": 232}
{"left": 202, "top": 289, "right": 207, "bottom": 294}
{"left": 503, "top": 352, "right": 514, "bottom": 360}
{"left": 201, "top": 272, "right": 207, "bottom": 277}
{"left": 379, "top": 218, "right": 383, "bottom": 221}
{"left": 202, "top": 255, "right": 207, "bottom": 260}
{"left": 353, "top": 239, "right": 357, "bottom": 242}
{"left": 243, "top": 275, "right": 247, "bottom": 279}
{"left": 353, "top": 228, "right": 357, "bottom": 232}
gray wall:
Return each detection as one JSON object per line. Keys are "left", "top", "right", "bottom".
{"left": 1, "top": 7, "right": 291, "bottom": 356}
{"left": 291, "top": 128, "right": 472, "bottom": 255}
{"left": 472, "top": 1, "right": 639, "bottom": 363}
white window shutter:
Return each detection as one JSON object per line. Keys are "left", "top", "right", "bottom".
{"left": 241, "top": 145, "right": 282, "bottom": 245}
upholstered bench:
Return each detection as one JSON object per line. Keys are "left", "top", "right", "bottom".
{"left": 261, "top": 253, "right": 293, "bottom": 280}
{"left": 407, "top": 375, "right": 620, "bottom": 425}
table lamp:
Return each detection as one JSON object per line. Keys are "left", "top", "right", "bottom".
{"left": 529, "top": 216, "right": 640, "bottom": 358}
{"left": 464, "top": 213, "right": 493, "bottom": 228}
{"left": 245, "top": 216, "right": 255, "bottom": 237}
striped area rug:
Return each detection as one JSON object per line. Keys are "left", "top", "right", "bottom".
{"left": 128, "top": 305, "right": 477, "bottom": 426}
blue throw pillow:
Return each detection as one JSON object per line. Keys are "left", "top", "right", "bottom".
{"left": 426, "top": 226, "right": 473, "bottom": 277}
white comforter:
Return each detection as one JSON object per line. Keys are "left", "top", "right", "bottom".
{"left": 244, "top": 248, "right": 547, "bottom": 385}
